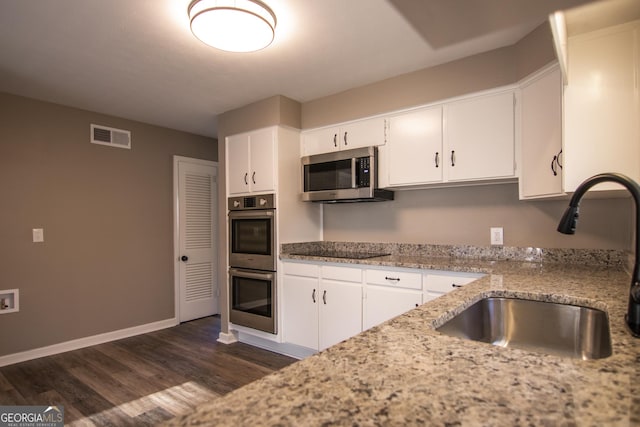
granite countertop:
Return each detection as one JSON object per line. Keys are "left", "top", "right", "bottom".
{"left": 166, "top": 244, "right": 640, "bottom": 426}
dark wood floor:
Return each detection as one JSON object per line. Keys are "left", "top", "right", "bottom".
{"left": 0, "top": 316, "right": 296, "bottom": 426}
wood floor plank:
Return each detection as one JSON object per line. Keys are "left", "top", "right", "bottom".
{"left": 0, "top": 316, "right": 296, "bottom": 426}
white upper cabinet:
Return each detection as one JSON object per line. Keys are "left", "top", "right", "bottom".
{"left": 387, "top": 106, "right": 443, "bottom": 186}
{"left": 519, "top": 64, "right": 564, "bottom": 199}
{"left": 302, "top": 116, "right": 387, "bottom": 156}
{"left": 383, "top": 89, "right": 516, "bottom": 188}
{"left": 444, "top": 90, "right": 516, "bottom": 182}
{"left": 226, "top": 127, "right": 276, "bottom": 195}
{"left": 563, "top": 21, "right": 640, "bottom": 193}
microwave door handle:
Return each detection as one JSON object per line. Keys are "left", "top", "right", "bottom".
{"left": 351, "top": 157, "right": 357, "bottom": 188}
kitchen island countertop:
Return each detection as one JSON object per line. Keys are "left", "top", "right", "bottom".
{"left": 166, "top": 250, "right": 640, "bottom": 426}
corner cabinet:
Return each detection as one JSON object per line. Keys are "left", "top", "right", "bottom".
{"left": 226, "top": 127, "right": 276, "bottom": 195}
{"left": 518, "top": 64, "right": 564, "bottom": 200}
{"left": 301, "top": 116, "right": 387, "bottom": 156}
{"left": 563, "top": 21, "right": 640, "bottom": 193}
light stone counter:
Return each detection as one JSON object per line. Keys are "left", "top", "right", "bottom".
{"left": 166, "top": 245, "right": 640, "bottom": 426}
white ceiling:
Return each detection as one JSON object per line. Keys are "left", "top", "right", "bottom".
{"left": 0, "top": 0, "right": 599, "bottom": 138}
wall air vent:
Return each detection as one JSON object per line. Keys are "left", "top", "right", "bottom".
{"left": 90, "top": 124, "right": 131, "bottom": 149}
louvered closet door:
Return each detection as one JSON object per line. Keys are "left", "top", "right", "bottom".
{"left": 178, "top": 160, "right": 218, "bottom": 322}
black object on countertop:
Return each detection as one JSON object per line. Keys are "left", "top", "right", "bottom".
{"left": 557, "top": 172, "right": 640, "bottom": 337}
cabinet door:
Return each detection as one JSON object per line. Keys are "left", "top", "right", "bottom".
{"left": 388, "top": 106, "right": 443, "bottom": 186}
{"left": 302, "top": 127, "right": 340, "bottom": 156}
{"left": 564, "top": 24, "right": 639, "bottom": 192}
{"left": 340, "top": 117, "right": 387, "bottom": 151}
{"left": 424, "top": 272, "right": 482, "bottom": 302}
{"left": 226, "top": 134, "right": 250, "bottom": 195}
{"left": 445, "top": 91, "right": 515, "bottom": 182}
{"left": 319, "top": 280, "right": 362, "bottom": 351}
{"left": 520, "top": 66, "right": 564, "bottom": 199}
{"left": 249, "top": 128, "right": 276, "bottom": 193}
{"left": 363, "top": 286, "right": 422, "bottom": 330}
{"left": 282, "top": 274, "right": 319, "bottom": 350}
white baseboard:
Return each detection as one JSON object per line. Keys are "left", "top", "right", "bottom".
{"left": 217, "top": 331, "right": 238, "bottom": 344}
{"left": 236, "top": 332, "right": 316, "bottom": 360}
{"left": 0, "top": 317, "right": 178, "bottom": 367}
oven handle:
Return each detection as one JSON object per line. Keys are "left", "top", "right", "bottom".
{"left": 229, "top": 268, "right": 275, "bottom": 280}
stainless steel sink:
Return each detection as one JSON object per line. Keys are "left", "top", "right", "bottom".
{"left": 436, "top": 297, "right": 612, "bottom": 360}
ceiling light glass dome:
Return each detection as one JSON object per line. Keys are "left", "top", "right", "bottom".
{"left": 188, "top": 0, "right": 277, "bottom": 53}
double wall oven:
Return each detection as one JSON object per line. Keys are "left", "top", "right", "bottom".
{"left": 228, "top": 194, "right": 277, "bottom": 334}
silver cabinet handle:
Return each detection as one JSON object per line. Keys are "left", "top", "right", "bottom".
{"left": 435, "top": 152, "right": 439, "bottom": 168}
{"left": 385, "top": 276, "right": 400, "bottom": 282}
{"left": 312, "top": 289, "right": 316, "bottom": 303}
{"left": 322, "top": 290, "right": 327, "bottom": 305}
{"left": 244, "top": 173, "right": 248, "bottom": 185}
{"left": 451, "top": 150, "right": 456, "bottom": 167}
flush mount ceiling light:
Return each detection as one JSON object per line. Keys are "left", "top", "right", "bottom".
{"left": 188, "top": 0, "right": 277, "bottom": 53}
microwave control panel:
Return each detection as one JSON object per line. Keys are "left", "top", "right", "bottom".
{"left": 356, "top": 157, "right": 371, "bottom": 188}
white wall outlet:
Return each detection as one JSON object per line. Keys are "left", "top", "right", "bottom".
{"left": 32, "top": 228, "right": 44, "bottom": 243}
{"left": 490, "top": 227, "right": 504, "bottom": 246}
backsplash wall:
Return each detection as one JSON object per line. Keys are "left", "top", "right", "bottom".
{"left": 322, "top": 183, "right": 633, "bottom": 251}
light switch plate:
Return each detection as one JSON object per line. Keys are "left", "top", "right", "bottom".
{"left": 32, "top": 228, "right": 44, "bottom": 243}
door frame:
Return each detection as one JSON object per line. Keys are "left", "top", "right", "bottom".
{"left": 173, "top": 155, "right": 219, "bottom": 323}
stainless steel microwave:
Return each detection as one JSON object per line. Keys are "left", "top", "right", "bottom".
{"left": 301, "top": 146, "right": 393, "bottom": 203}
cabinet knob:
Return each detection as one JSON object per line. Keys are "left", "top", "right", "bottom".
{"left": 181, "top": 255, "right": 189, "bottom": 262}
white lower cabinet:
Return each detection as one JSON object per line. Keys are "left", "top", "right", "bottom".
{"left": 423, "top": 271, "right": 483, "bottom": 302}
{"left": 363, "top": 267, "right": 422, "bottom": 330}
{"left": 282, "top": 262, "right": 362, "bottom": 351}
{"left": 283, "top": 261, "right": 484, "bottom": 353}
{"left": 319, "top": 278, "right": 362, "bottom": 350}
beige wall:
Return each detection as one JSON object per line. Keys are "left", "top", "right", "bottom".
{"left": 323, "top": 184, "right": 632, "bottom": 250}
{"left": 0, "top": 92, "right": 217, "bottom": 357}
{"left": 302, "top": 22, "right": 555, "bottom": 130}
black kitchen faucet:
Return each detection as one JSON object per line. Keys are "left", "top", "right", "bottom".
{"left": 557, "top": 172, "right": 640, "bottom": 337}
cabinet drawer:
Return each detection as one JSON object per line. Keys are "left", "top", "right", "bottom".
{"left": 283, "top": 262, "right": 320, "bottom": 278}
{"left": 366, "top": 269, "right": 422, "bottom": 290}
{"left": 424, "top": 272, "right": 482, "bottom": 293}
{"left": 321, "top": 265, "right": 362, "bottom": 283}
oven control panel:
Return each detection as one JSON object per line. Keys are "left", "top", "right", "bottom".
{"left": 228, "top": 193, "right": 275, "bottom": 210}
